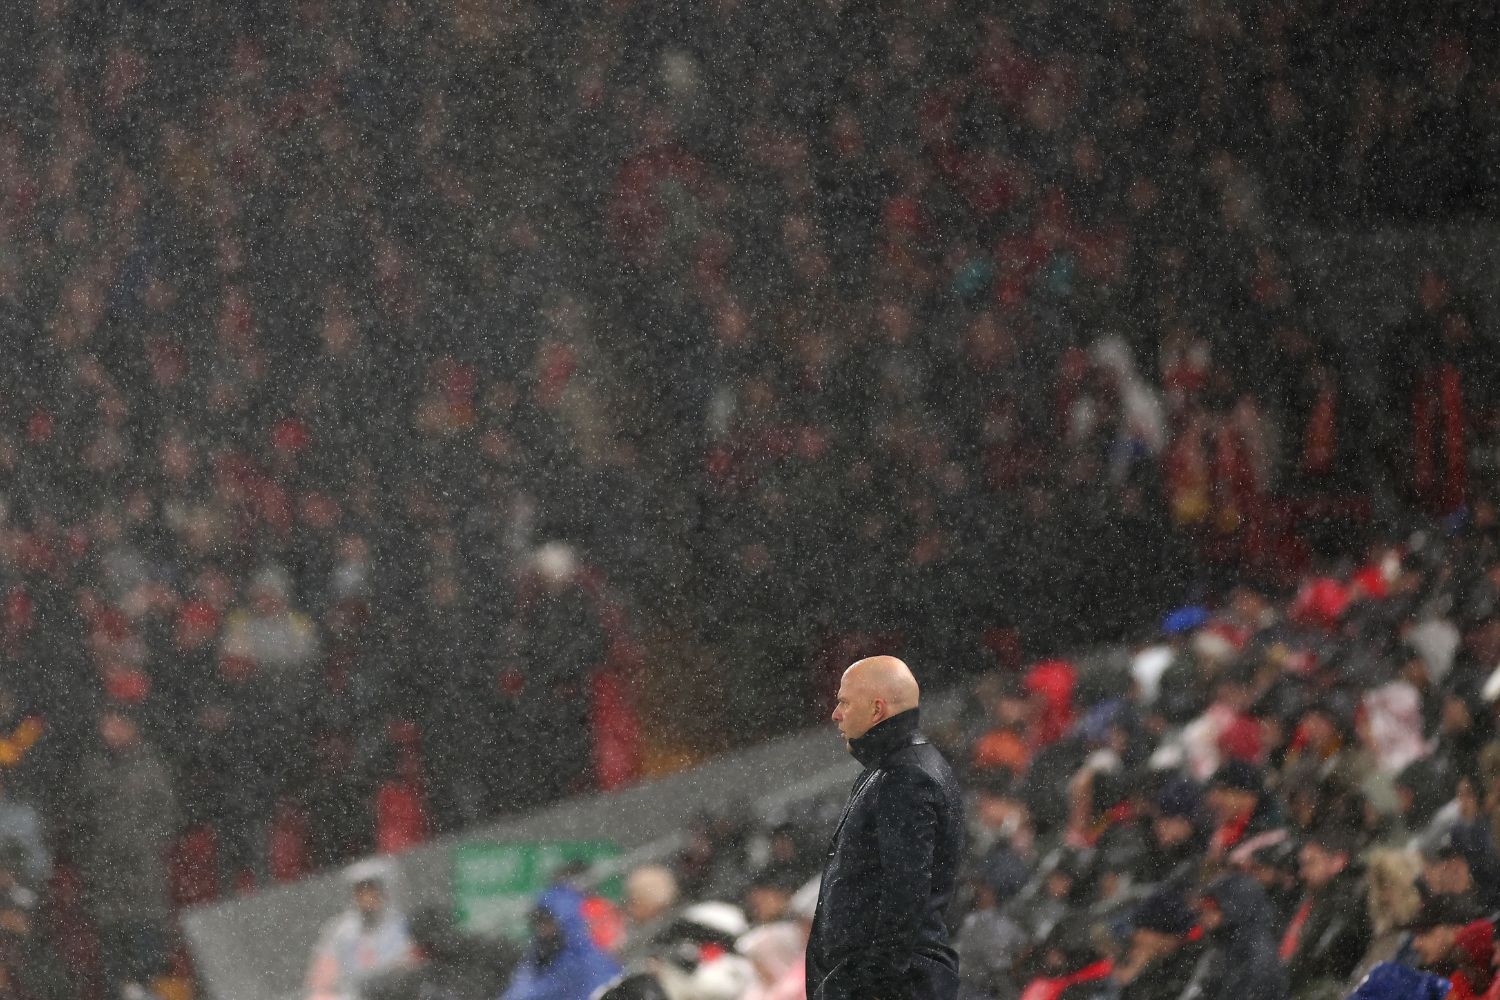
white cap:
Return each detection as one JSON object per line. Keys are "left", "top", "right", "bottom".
{"left": 680, "top": 901, "right": 748, "bottom": 938}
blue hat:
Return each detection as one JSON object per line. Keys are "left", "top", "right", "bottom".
{"left": 1162, "top": 606, "right": 1210, "bottom": 635}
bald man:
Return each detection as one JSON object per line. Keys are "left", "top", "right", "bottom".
{"left": 806, "top": 657, "right": 964, "bottom": 1000}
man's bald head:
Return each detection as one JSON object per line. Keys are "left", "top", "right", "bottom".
{"left": 832, "top": 656, "right": 921, "bottom": 742}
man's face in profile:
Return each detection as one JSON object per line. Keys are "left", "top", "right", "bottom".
{"left": 832, "top": 677, "right": 875, "bottom": 743}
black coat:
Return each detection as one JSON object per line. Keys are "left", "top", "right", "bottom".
{"left": 1194, "top": 873, "right": 1290, "bottom": 1000}
{"left": 807, "top": 709, "right": 965, "bottom": 1000}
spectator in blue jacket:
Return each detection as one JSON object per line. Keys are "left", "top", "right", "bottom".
{"left": 501, "top": 885, "right": 622, "bottom": 1000}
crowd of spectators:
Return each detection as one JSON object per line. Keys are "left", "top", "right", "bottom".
{"left": 348, "top": 502, "right": 1500, "bottom": 1000}
{"left": 318, "top": 499, "right": 1500, "bottom": 1000}
{"left": 2, "top": 0, "right": 1500, "bottom": 998}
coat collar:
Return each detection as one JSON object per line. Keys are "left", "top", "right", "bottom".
{"left": 848, "top": 708, "right": 923, "bottom": 769}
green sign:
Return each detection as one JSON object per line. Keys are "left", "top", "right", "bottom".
{"left": 452, "top": 840, "right": 621, "bottom": 939}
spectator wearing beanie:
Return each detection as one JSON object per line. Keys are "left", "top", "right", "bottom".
{"left": 1228, "top": 829, "right": 1302, "bottom": 927}
{"left": 1134, "top": 775, "right": 1208, "bottom": 887}
{"left": 1418, "top": 825, "right": 1489, "bottom": 908}
{"left": 1206, "top": 760, "right": 1281, "bottom": 858}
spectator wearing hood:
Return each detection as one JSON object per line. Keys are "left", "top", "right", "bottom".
{"left": 502, "top": 885, "right": 622, "bottom": 1000}
{"left": 1280, "top": 825, "right": 1371, "bottom": 997}
{"left": 1112, "top": 890, "right": 1205, "bottom": 1000}
{"left": 1134, "top": 775, "right": 1208, "bottom": 888}
{"left": 1192, "top": 872, "right": 1290, "bottom": 1000}
{"left": 306, "top": 861, "right": 416, "bottom": 1000}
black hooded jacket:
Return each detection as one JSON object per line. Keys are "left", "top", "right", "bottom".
{"left": 807, "top": 708, "right": 965, "bottom": 1000}
{"left": 1191, "top": 873, "right": 1290, "bottom": 1000}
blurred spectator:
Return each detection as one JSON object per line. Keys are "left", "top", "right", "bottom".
{"left": 954, "top": 851, "right": 1028, "bottom": 1000}
{"left": 0, "top": 777, "right": 46, "bottom": 888}
{"left": 736, "top": 923, "right": 803, "bottom": 1000}
{"left": 1404, "top": 896, "right": 1489, "bottom": 999}
{"left": 643, "top": 902, "right": 754, "bottom": 1000}
{"left": 0, "top": 865, "right": 72, "bottom": 1000}
{"left": 1281, "top": 827, "right": 1370, "bottom": 998}
{"left": 77, "top": 708, "right": 177, "bottom": 999}
{"left": 596, "top": 973, "right": 672, "bottom": 1000}
{"left": 1195, "top": 873, "right": 1290, "bottom": 1000}
{"left": 500, "top": 886, "right": 621, "bottom": 1000}
{"left": 1014, "top": 913, "right": 1112, "bottom": 1000}
{"left": 741, "top": 864, "right": 801, "bottom": 928}
{"left": 1111, "top": 891, "right": 1201, "bottom": 1000}
{"left": 305, "top": 860, "right": 414, "bottom": 1000}
{"left": 622, "top": 865, "right": 679, "bottom": 934}
{"left": 511, "top": 545, "right": 607, "bottom": 808}
{"left": 1351, "top": 963, "right": 1456, "bottom": 999}
{"left": 219, "top": 564, "right": 321, "bottom": 750}
{"left": 1351, "top": 848, "right": 1424, "bottom": 983}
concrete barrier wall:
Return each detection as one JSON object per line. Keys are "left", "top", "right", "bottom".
{"left": 180, "top": 715, "right": 865, "bottom": 1000}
